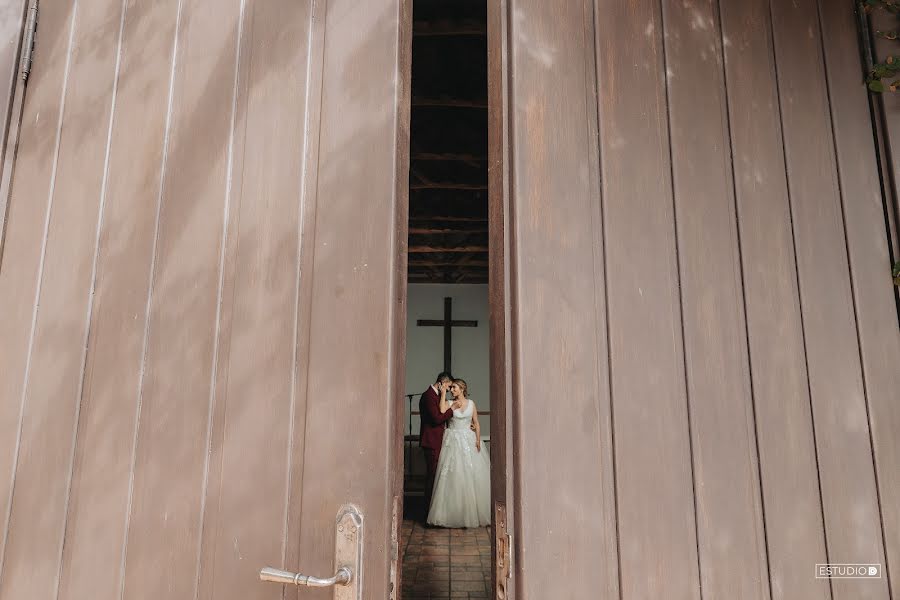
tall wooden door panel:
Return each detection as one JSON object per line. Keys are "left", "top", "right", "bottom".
{"left": 720, "top": 1, "right": 830, "bottom": 598}
{"left": 662, "top": 0, "right": 769, "bottom": 597}
{"left": 494, "top": 0, "right": 899, "bottom": 598}
{"left": 770, "top": 2, "right": 889, "bottom": 599}
{"left": 824, "top": 2, "right": 900, "bottom": 597}
{"left": 0, "top": 2, "right": 409, "bottom": 600}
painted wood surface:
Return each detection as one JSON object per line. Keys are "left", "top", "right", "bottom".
{"left": 0, "top": 2, "right": 409, "bottom": 599}
{"left": 495, "top": 0, "right": 899, "bottom": 597}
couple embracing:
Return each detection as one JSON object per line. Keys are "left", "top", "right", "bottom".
{"left": 419, "top": 372, "right": 491, "bottom": 528}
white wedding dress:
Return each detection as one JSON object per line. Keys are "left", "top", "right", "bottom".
{"left": 427, "top": 400, "right": 491, "bottom": 528}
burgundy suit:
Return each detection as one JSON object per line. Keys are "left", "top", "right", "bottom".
{"left": 419, "top": 385, "right": 452, "bottom": 508}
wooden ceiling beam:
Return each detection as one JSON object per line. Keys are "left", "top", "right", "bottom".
{"left": 409, "top": 183, "right": 488, "bottom": 191}
{"left": 456, "top": 252, "right": 487, "bottom": 266}
{"left": 408, "top": 270, "right": 488, "bottom": 274}
{"left": 408, "top": 219, "right": 488, "bottom": 233}
{"left": 409, "top": 186, "right": 486, "bottom": 202}
{"left": 409, "top": 227, "right": 488, "bottom": 235}
{"left": 409, "top": 166, "right": 431, "bottom": 186}
{"left": 409, "top": 278, "right": 489, "bottom": 285}
{"left": 409, "top": 168, "right": 487, "bottom": 191}
{"left": 409, "top": 268, "right": 488, "bottom": 274}
{"left": 411, "top": 152, "right": 486, "bottom": 162}
{"left": 412, "top": 97, "right": 488, "bottom": 109}
{"left": 409, "top": 246, "right": 488, "bottom": 253}
{"left": 409, "top": 216, "right": 486, "bottom": 223}
{"left": 409, "top": 260, "right": 489, "bottom": 267}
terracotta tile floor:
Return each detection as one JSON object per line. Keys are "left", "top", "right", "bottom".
{"left": 400, "top": 519, "right": 492, "bottom": 599}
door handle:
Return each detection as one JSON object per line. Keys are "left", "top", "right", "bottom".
{"left": 260, "top": 566, "right": 352, "bottom": 587}
{"left": 259, "top": 504, "right": 363, "bottom": 599}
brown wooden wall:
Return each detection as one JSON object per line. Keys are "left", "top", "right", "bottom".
{"left": 494, "top": 0, "right": 900, "bottom": 598}
{"left": 0, "top": 1, "right": 408, "bottom": 599}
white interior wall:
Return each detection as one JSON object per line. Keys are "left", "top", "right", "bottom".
{"left": 404, "top": 283, "right": 490, "bottom": 439}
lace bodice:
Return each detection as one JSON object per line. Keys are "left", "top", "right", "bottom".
{"left": 447, "top": 400, "right": 474, "bottom": 430}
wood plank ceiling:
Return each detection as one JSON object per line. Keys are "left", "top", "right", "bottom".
{"left": 409, "top": 0, "right": 488, "bottom": 284}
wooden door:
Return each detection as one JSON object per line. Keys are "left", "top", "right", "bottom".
{"left": 0, "top": 1, "right": 409, "bottom": 599}
{"left": 491, "top": 0, "right": 900, "bottom": 598}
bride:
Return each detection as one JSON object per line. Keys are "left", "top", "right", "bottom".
{"left": 427, "top": 379, "right": 491, "bottom": 528}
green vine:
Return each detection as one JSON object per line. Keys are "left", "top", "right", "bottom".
{"left": 863, "top": 1, "right": 900, "bottom": 287}
{"left": 864, "top": 0, "right": 900, "bottom": 92}
{"left": 860, "top": 0, "right": 900, "bottom": 94}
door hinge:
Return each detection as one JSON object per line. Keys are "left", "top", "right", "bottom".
{"left": 389, "top": 495, "right": 400, "bottom": 600}
{"left": 20, "top": 1, "right": 38, "bottom": 82}
{"left": 495, "top": 502, "right": 512, "bottom": 598}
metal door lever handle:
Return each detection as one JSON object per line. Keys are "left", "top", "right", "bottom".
{"left": 260, "top": 566, "right": 352, "bottom": 587}
{"left": 257, "top": 504, "right": 362, "bottom": 599}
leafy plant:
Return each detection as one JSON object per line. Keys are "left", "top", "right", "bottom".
{"left": 863, "top": 0, "right": 900, "bottom": 91}
{"left": 863, "top": 2, "right": 900, "bottom": 290}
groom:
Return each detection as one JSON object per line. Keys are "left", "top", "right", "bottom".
{"left": 419, "top": 371, "right": 459, "bottom": 514}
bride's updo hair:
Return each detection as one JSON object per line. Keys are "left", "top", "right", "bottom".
{"left": 453, "top": 379, "right": 469, "bottom": 399}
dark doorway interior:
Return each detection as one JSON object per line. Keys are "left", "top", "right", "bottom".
{"left": 401, "top": 1, "right": 491, "bottom": 598}
{"left": 407, "top": 0, "right": 488, "bottom": 286}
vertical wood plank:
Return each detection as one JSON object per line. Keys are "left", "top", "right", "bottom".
{"left": 661, "top": 0, "right": 769, "bottom": 597}
{"left": 0, "top": 0, "right": 70, "bottom": 580}
{"left": 390, "top": 0, "right": 411, "bottom": 593}
{"left": 504, "top": 0, "right": 618, "bottom": 597}
{"left": 0, "top": 2, "right": 90, "bottom": 597}
{"left": 192, "top": 0, "right": 249, "bottom": 595}
{"left": 718, "top": 0, "right": 831, "bottom": 598}
{"left": 0, "top": 0, "right": 123, "bottom": 594}
{"left": 487, "top": 0, "right": 514, "bottom": 595}
{"left": 819, "top": 0, "right": 900, "bottom": 595}
{"left": 295, "top": 0, "right": 407, "bottom": 596}
{"left": 196, "top": 0, "right": 310, "bottom": 598}
{"left": 593, "top": 0, "right": 700, "bottom": 597}
{"left": 282, "top": 0, "right": 323, "bottom": 586}
{"left": 770, "top": 1, "right": 889, "bottom": 599}
{"left": 53, "top": 1, "right": 182, "bottom": 598}
{"left": 118, "top": 0, "right": 242, "bottom": 598}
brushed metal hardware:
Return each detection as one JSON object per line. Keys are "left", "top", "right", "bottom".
{"left": 389, "top": 496, "right": 400, "bottom": 600}
{"left": 260, "top": 566, "right": 351, "bottom": 587}
{"left": 259, "top": 504, "right": 363, "bottom": 599}
{"left": 20, "top": 0, "right": 38, "bottom": 81}
{"left": 495, "top": 502, "right": 511, "bottom": 600}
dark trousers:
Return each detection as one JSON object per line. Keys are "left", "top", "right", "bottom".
{"left": 423, "top": 447, "right": 440, "bottom": 516}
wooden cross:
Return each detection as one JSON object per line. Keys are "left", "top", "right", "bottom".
{"left": 416, "top": 297, "right": 478, "bottom": 372}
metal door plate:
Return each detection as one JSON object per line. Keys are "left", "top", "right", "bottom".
{"left": 334, "top": 505, "right": 363, "bottom": 600}
{"left": 494, "top": 502, "right": 510, "bottom": 600}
